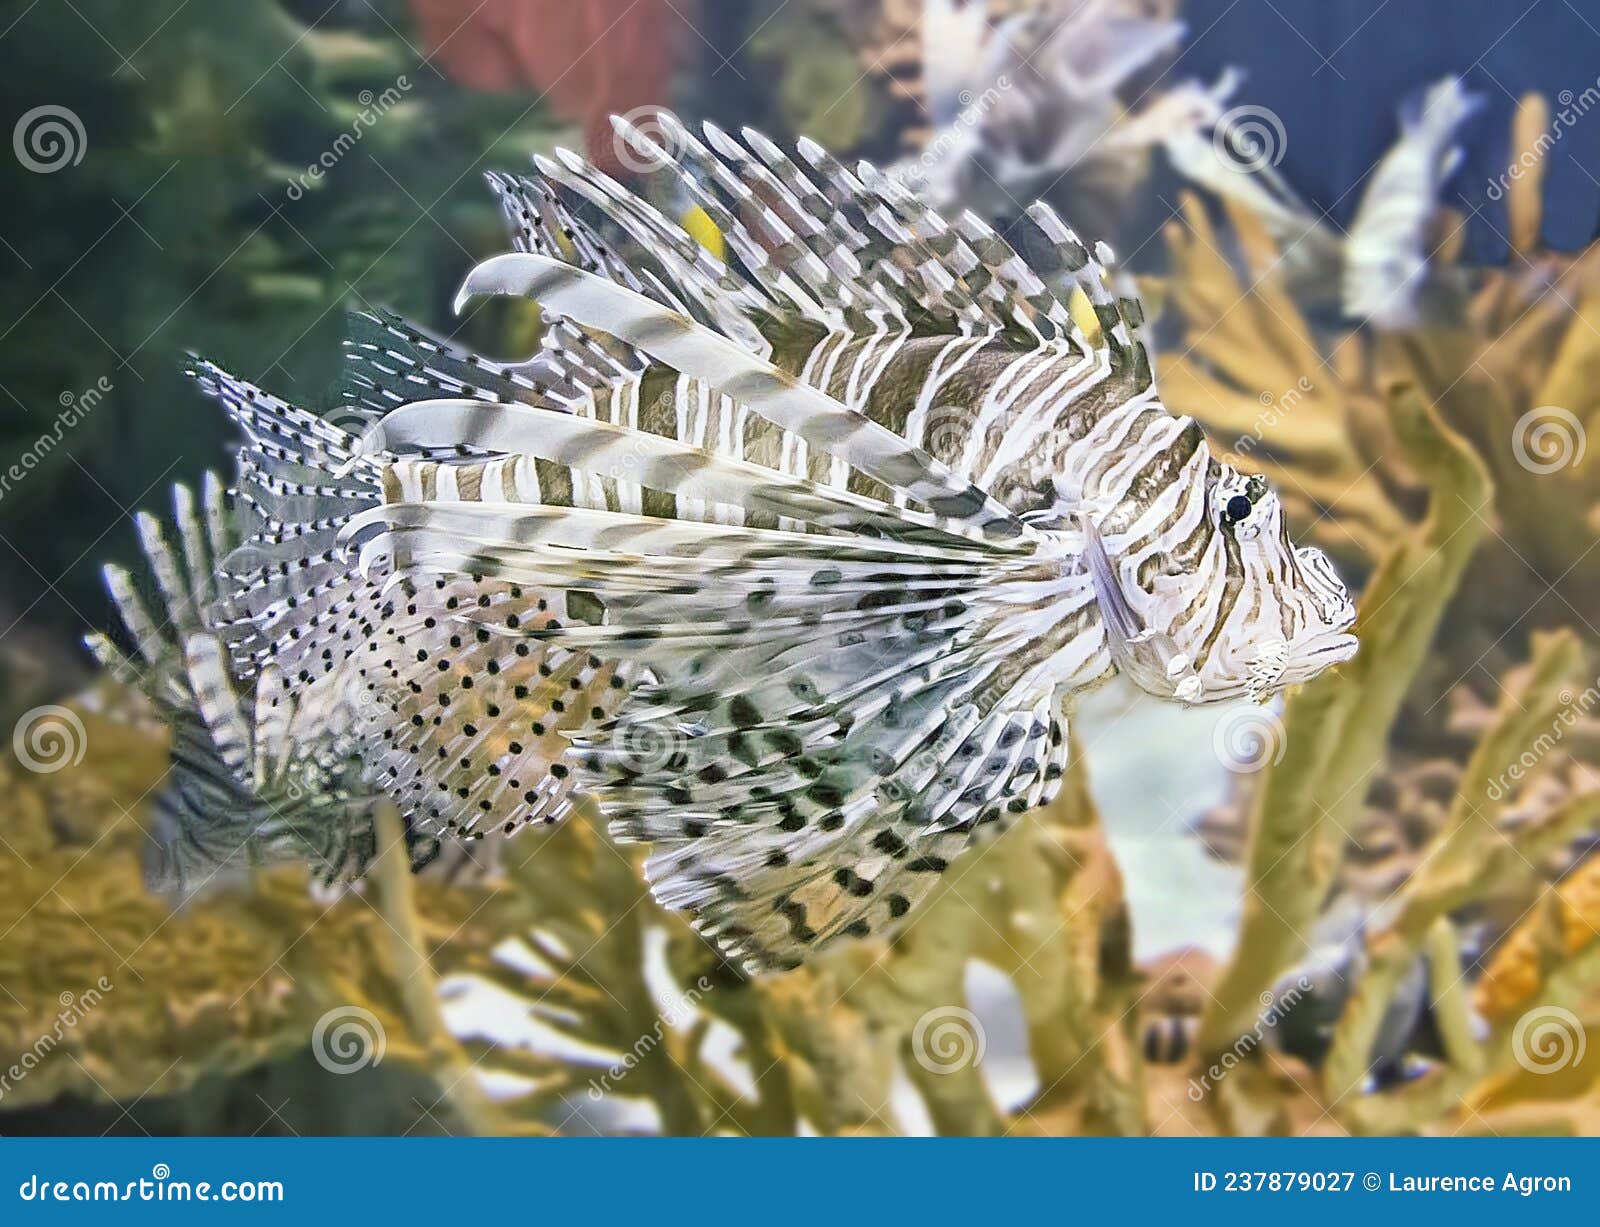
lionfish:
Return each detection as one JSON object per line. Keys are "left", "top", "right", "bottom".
{"left": 93, "top": 113, "right": 1356, "bottom": 973}
{"left": 1168, "top": 75, "right": 1483, "bottom": 329}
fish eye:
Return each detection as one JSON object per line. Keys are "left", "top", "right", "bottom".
{"left": 1222, "top": 494, "right": 1253, "bottom": 526}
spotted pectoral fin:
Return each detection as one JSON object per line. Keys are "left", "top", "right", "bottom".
{"left": 592, "top": 678, "right": 1069, "bottom": 974}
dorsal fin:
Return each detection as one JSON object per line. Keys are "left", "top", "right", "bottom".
{"left": 455, "top": 253, "right": 1030, "bottom": 543}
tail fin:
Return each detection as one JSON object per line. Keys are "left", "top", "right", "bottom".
{"left": 1401, "top": 75, "right": 1483, "bottom": 147}
{"left": 87, "top": 475, "right": 401, "bottom": 889}
{"left": 197, "top": 350, "right": 630, "bottom": 846}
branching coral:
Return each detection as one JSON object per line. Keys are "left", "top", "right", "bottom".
{"left": 11, "top": 379, "right": 1597, "bottom": 1138}
{"left": 1198, "top": 387, "right": 1491, "bottom": 1062}
{"left": 1159, "top": 94, "right": 1600, "bottom": 628}
{"left": 0, "top": 710, "right": 520, "bottom": 1131}
{"left": 1140, "top": 390, "right": 1600, "bottom": 1137}
{"left": 447, "top": 743, "right": 1139, "bottom": 1137}
{"left": 1152, "top": 93, "right": 1600, "bottom": 1136}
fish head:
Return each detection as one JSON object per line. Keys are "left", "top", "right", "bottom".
{"left": 1082, "top": 460, "right": 1357, "bottom": 704}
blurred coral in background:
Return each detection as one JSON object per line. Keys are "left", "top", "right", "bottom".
{"left": 3, "top": 0, "right": 1600, "bottom": 1137}
{"left": 408, "top": 0, "right": 696, "bottom": 173}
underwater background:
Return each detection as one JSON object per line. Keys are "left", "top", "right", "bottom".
{"left": 2, "top": 0, "right": 1599, "bottom": 1135}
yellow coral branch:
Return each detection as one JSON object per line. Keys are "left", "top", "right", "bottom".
{"left": 369, "top": 802, "right": 519, "bottom": 1135}
{"left": 1321, "top": 632, "right": 1586, "bottom": 1121}
{"left": 1200, "top": 385, "right": 1491, "bottom": 1070}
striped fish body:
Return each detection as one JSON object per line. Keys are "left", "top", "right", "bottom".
{"left": 109, "top": 113, "right": 1356, "bottom": 972}
{"left": 1342, "top": 76, "right": 1483, "bottom": 328}
{"left": 536, "top": 329, "right": 1135, "bottom": 527}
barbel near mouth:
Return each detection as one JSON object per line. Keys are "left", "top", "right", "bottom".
{"left": 1299, "top": 627, "right": 1360, "bottom": 666}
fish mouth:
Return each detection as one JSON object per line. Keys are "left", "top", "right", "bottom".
{"left": 1281, "top": 621, "right": 1358, "bottom": 684}
{"left": 1299, "top": 629, "right": 1359, "bottom": 666}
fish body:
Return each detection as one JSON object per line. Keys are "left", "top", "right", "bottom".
{"left": 1343, "top": 76, "right": 1483, "bottom": 328}
{"left": 102, "top": 114, "right": 1354, "bottom": 972}
{"left": 1169, "top": 74, "right": 1482, "bottom": 329}
{"left": 904, "top": 0, "right": 1186, "bottom": 236}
